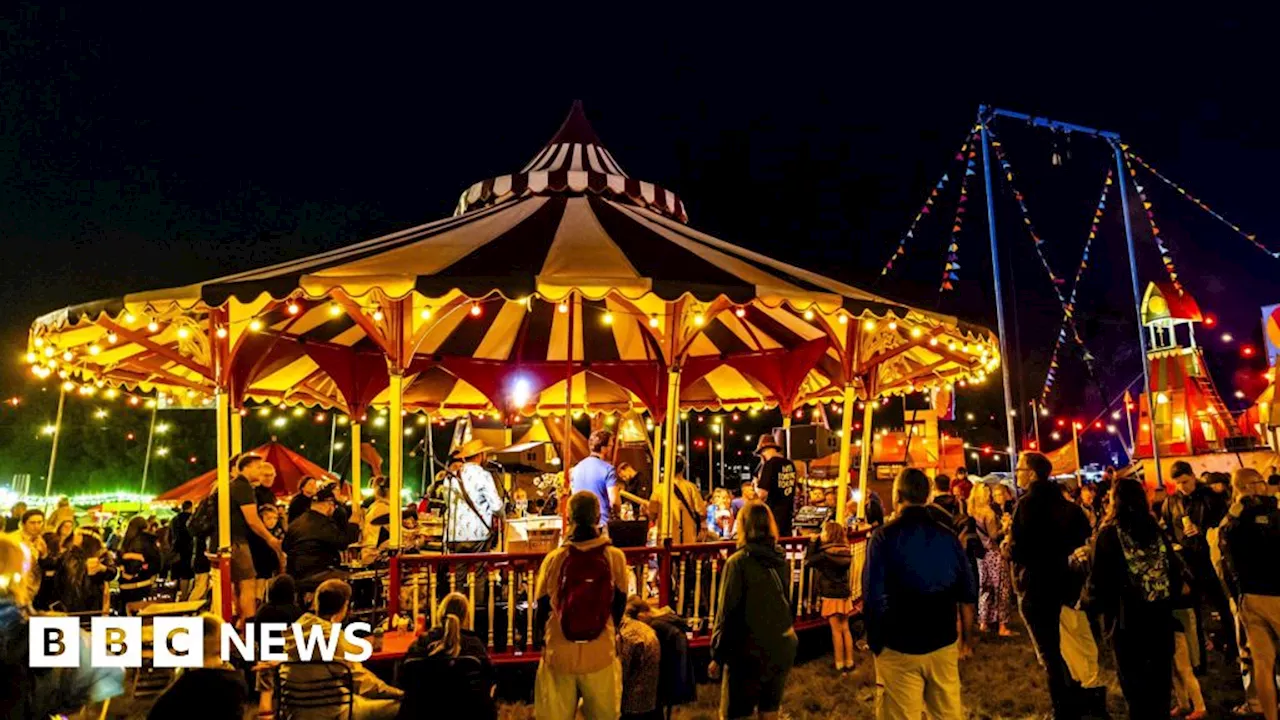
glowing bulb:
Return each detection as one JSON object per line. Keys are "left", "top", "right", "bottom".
{"left": 88, "top": 345, "right": 101, "bottom": 356}
{"left": 803, "top": 309, "right": 815, "bottom": 320}
{"left": 33, "top": 337, "right": 44, "bottom": 348}
{"left": 1235, "top": 390, "right": 1246, "bottom": 399}
{"left": 124, "top": 313, "right": 136, "bottom": 324}
{"left": 156, "top": 423, "right": 170, "bottom": 434}
{"left": 176, "top": 327, "right": 190, "bottom": 339}
{"left": 372, "top": 309, "right": 384, "bottom": 322}
{"left": 694, "top": 313, "right": 705, "bottom": 326}
{"left": 292, "top": 407, "right": 305, "bottom": 418}
{"left": 420, "top": 308, "right": 431, "bottom": 320}
{"left": 287, "top": 302, "right": 301, "bottom": 315}
{"left": 249, "top": 319, "right": 263, "bottom": 332}
{"left": 147, "top": 320, "right": 159, "bottom": 333}
{"left": 603, "top": 312, "right": 614, "bottom": 325}
{"left": 23, "top": 352, "right": 36, "bottom": 364}
{"left": 910, "top": 327, "right": 923, "bottom": 338}
{"left": 887, "top": 321, "right": 897, "bottom": 331}
{"left": 557, "top": 302, "right": 569, "bottom": 314}
{"left": 735, "top": 307, "right": 747, "bottom": 318}
{"left": 61, "top": 351, "right": 73, "bottom": 362}
{"left": 1222, "top": 333, "right": 1234, "bottom": 343}
{"left": 863, "top": 320, "right": 876, "bottom": 332}
{"left": 215, "top": 327, "right": 227, "bottom": 339}
{"left": 106, "top": 332, "right": 118, "bottom": 344}
{"left": 649, "top": 315, "right": 659, "bottom": 328}
{"left": 43, "top": 347, "right": 55, "bottom": 358}
{"left": 329, "top": 304, "right": 342, "bottom": 317}
{"left": 273, "top": 417, "right": 287, "bottom": 428}
{"left": 470, "top": 303, "right": 482, "bottom": 317}
{"left": 257, "top": 407, "right": 271, "bottom": 417}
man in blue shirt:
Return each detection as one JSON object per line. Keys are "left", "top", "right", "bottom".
{"left": 863, "top": 467, "right": 976, "bottom": 720}
{"left": 570, "top": 430, "right": 620, "bottom": 524}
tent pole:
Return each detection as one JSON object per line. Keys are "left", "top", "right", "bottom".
{"left": 43, "top": 387, "right": 66, "bottom": 499}
{"left": 782, "top": 414, "right": 792, "bottom": 457}
{"left": 835, "top": 385, "right": 856, "bottom": 524}
{"left": 230, "top": 409, "right": 243, "bottom": 457}
{"left": 139, "top": 403, "right": 158, "bottom": 496}
{"left": 652, "top": 416, "right": 662, "bottom": 509}
{"left": 350, "top": 422, "right": 362, "bottom": 504}
{"left": 662, "top": 369, "right": 682, "bottom": 540}
{"left": 562, "top": 297, "right": 575, "bottom": 512}
{"left": 327, "top": 414, "right": 337, "bottom": 474}
{"left": 1112, "top": 142, "right": 1164, "bottom": 489}
{"left": 978, "top": 107, "right": 1020, "bottom": 472}
{"left": 215, "top": 390, "right": 232, "bottom": 552}
{"left": 856, "top": 401, "right": 874, "bottom": 519}
{"left": 389, "top": 373, "right": 404, "bottom": 549}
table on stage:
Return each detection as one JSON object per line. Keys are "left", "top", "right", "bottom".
{"left": 369, "top": 629, "right": 418, "bottom": 663}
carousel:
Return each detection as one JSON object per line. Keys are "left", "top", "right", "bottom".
{"left": 27, "top": 102, "right": 998, "bottom": 623}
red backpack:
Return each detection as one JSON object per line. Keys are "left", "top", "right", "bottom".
{"left": 556, "top": 544, "right": 615, "bottom": 642}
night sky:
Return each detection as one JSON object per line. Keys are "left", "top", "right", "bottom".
{"left": 2, "top": 6, "right": 1276, "bottom": 481}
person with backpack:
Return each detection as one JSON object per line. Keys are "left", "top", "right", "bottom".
{"left": 1085, "top": 478, "right": 1182, "bottom": 718}
{"left": 400, "top": 592, "right": 496, "bottom": 720}
{"left": 710, "top": 501, "right": 798, "bottom": 720}
{"left": 533, "top": 490, "right": 630, "bottom": 720}
{"left": 805, "top": 520, "right": 854, "bottom": 673}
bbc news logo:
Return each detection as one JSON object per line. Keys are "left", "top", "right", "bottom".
{"left": 30, "top": 617, "right": 374, "bottom": 668}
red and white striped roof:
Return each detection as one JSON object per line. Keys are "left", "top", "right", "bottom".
{"left": 455, "top": 101, "right": 687, "bottom": 221}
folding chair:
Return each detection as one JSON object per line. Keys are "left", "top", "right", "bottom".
{"left": 274, "top": 661, "right": 355, "bottom": 719}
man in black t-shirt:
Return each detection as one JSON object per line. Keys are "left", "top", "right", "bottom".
{"left": 752, "top": 433, "right": 798, "bottom": 536}
{"left": 229, "top": 455, "right": 283, "bottom": 627}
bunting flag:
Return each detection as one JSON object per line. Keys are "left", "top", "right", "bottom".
{"left": 939, "top": 137, "right": 978, "bottom": 292}
{"left": 1125, "top": 147, "right": 1278, "bottom": 260}
{"left": 880, "top": 126, "right": 980, "bottom": 278}
{"left": 987, "top": 126, "right": 1090, "bottom": 359}
{"left": 1123, "top": 154, "right": 1185, "bottom": 295}
{"left": 1041, "top": 168, "right": 1112, "bottom": 402}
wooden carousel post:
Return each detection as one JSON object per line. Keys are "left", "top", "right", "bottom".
{"left": 835, "top": 384, "right": 857, "bottom": 524}
{"left": 389, "top": 371, "right": 405, "bottom": 549}
{"left": 662, "top": 368, "right": 682, "bottom": 540}
{"left": 230, "top": 407, "right": 243, "bottom": 457}
{"left": 350, "top": 421, "right": 362, "bottom": 502}
{"left": 856, "top": 395, "right": 875, "bottom": 520}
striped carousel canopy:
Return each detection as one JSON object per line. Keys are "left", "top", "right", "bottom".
{"left": 28, "top": 103, "right": 999, "bottom": 420}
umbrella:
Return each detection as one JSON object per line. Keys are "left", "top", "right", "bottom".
{"left": 154, "top": 440, "right": 337, "bottom": 504}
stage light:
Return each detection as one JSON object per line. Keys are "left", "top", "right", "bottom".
{"left": 511, "top": 377, "right": 533, "bottom": 408}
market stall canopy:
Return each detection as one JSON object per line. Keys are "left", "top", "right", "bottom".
{"left": 154, "top": 440, "right": 337, "bottom": 504}
{"left": 28, "top": 103, "right": 999, "bottom": 419}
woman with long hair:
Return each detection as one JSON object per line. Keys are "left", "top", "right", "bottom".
{"left": 710, "top": 502, "right": 797, "bottom": 720}
{"left": 400, "top": 592, "right": 495, "bottom": 720}
{"left": 969, "top": 483, "right": 1015, "bottom": 636}
{"left": 51, "top": 530, "right": 117, "bottom": 614}
{"left": 118, "top": 515, "right": 162, "bottom": 609}
{"left": 1086, "top": 478, "right": 1182, "bottom": 718}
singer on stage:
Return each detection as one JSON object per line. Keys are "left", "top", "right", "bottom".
{"left": 445, "top": 438, "right": 503, "bottom": 546}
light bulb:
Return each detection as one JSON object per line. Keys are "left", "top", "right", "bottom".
{"left": 803, "top": 309, "right": 815, "bottom": 320}
{"left": 649, "top": 315, "right": 659, "bottom": 328}
{"left": 837, "top": 314, "right": 847, "bottom": 325}
{"left": 420, "top": 308, "right": 431, "bottom": 320}
{"left": 735, "top": 307, "right": 746, "bottom": 318}
{"left": 249, "top": 319, "right": 263, "bottom": 332}
{"left": 176, "top": 327, "right": 190, "bottom": 339}
{"left": 329, "top": 304, "right": 342, "bottom": 317}
{"left": 693, "top": 313, "right": 705, "bottom": 326}
{"left": 106, "top": 332, "right": 118, "bottom": 344}
{"left": 215, "top": 327, "right": 227, "bottom": 339}
{"left": 147, "top": 320, "right": 159, "bottom": 333}
{"left": 557, "top": 302, "right": 569, "bottom": 314}
{"left": 863, "top": 320, "right": 876, "bottom": 332}
{"left": 287, "top": 302, "right": 300, "bottom": 315}
{"left": 602, "top": 312, "right": 614, "bottom": 325}
{"left": 470, "top": 303, "right": 482, "bottom": 317}
{"left": 88, "top": 345, "right": 101, "bottom": 356}
{"left": 372, "top": 309, "right": 384, "bottom": 321}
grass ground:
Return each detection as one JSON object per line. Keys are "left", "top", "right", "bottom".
{"left": 498, "top": 616, "right": 1248, "bottom": 719}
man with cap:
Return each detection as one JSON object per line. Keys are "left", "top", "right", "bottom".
{"left": 753, "top": 433, "right": 799, "bottom": 537}
{"left": 283, "top": 484, "right": 364, "bottom": 590}
{"left": 444, "top": 438, "right": 503, "bottom": 546}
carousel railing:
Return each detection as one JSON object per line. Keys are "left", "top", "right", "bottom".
{"left": 387, "top": 529, "right": 870, "bottom": 663}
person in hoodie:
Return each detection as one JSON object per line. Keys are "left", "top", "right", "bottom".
{"left": 805, "top": 520, "right": 854, "bottom": 672}
{"left": 533, "top": 490, "right": 630, "bottom": 720}
{"left": 1220, "top": 467, "right": 1280, "bottom": 720}
{"left": 282, "top": 579, "right": 403, "bottom": 720}
{"left": 864, "top": 467, "right": 976, "bottom": 720}
{"left": 710, "top": 501, "right": 797, "bottom": 720}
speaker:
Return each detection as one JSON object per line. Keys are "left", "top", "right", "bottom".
{"left": 776, "top": 424, "right": 839, "bottom": 461}
{"left": 607, "top": 520, "right": 649, "bottom": 548}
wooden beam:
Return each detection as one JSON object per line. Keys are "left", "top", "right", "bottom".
{"left": 98, "top": 318, "right": 214, "bottom": 381}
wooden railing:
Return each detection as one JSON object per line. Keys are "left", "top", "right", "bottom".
{"left": 386, "top": 530, "right": 869, "bottom": 663}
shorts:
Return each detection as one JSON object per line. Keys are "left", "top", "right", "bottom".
{"left": 230, "top": 541, "right": 257, "bottom": 582}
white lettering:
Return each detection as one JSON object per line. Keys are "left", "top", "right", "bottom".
{"left": 290, "top": 622, "right": 342, "bottom": 662}
{"left": 221, "top": 623, "right": 255, "bottom": 663}
{"left": 259, "top": 623, "right": 288, "bottom": 662}
{"left": 153, "top": 617, "right": 202, "bottom": 668}
{"left": 29, "top": 616, "right": 78, "bottom": 668}
{"left": 341, "top": 622, "right": 373, "bottom": 662}
{"left": 90, "top": 617, "right": 141, "bottom": 668}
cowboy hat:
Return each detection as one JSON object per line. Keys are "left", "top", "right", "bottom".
{"left": 455, "top": 437, "right": 494, "bottom": 461}
{"left": 753, "top": 433, "right": 782, "bottom": 456}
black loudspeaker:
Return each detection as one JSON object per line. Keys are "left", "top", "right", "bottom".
{"left": 776, "top": 424, "right": 839, "bottom": 461}
{"left": 1224, "top": 436, "right": 1259, "bottom": 452}
{"left": 607, "top": 520, "right": 649, "bottom": 548}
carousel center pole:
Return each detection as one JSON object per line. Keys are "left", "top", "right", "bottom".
{"left": 561, "top": 296, "right": 575, "bottom": 517}
{"left": 327, "top": 414, "right": 337, "bottom": 474}
{"left": 978, "top": 107, "right": 1020, "bottom": 471}
{"left": 215, "top": 390, "right": 232, "bottom": 551}
{"left": 835, "top": 384, "right": 857, "bottom": 524}
{"left": 662, "top": 369, "right": 682, "bottom": 541}
{"left": 350, "top": 420, "right": 362, "bottom": 504}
